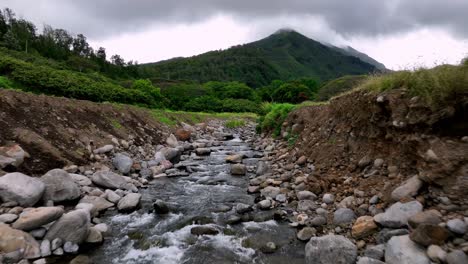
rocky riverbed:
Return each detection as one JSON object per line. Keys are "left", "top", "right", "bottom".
{"left": 1, "top": 119, "right": 467, "bottom": 264}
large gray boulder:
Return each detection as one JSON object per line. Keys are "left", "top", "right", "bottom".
{"left": 92, "top": 170, "right": 133, "bottom": 190}
{"left": 112, "top": 153, "right": 133, "bottom": 174}
{"left": 70, "top": 174, "right": 92, "bottom": 186}
{"left": 391, "top": 176, "right": 423, "bottom": 201}
{"left": 0, "top": 223, "right": 41, "bottom": 259}
{"left": 79, "top": 196, "right": 114, "bottom": 212}
{"left": 12, "top": 207, "right": 64, "bottom": 231}
{"left": 333, "top": 208, "right": 356, "bottom": 225}
{"left": 374, "top": 201, "right": 423, "bottom": 228}
{"left": 385, "top": 235, "right": 430, "bottom": 264}
{"left": 261, "top": 186, "right": 281, "bottom": 199}
{"left": 0, "top": 173, "right": 45, "bottom": 207}
{"left": 117, "top": 193, "right": 142, "bottom": 212}
{"left": 41, "top": 169, "right": 81, "bottom": 203}
{"left": 305, "top": 234, "right": 357, "bottom": 264}
{"left": 45, "top": 209, "right": 90, "bottom": 244}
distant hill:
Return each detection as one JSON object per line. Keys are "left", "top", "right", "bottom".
{"left": 139, "top": 29, "right": 382, "bottom": 87}
{"left": 330, "top": 45, "right": 387, "bottom": 70}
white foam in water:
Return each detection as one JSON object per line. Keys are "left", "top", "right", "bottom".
{"left": 111, "top": 212, "right": 155, "bottom": 228}
{"left": 209, "top": 233, "right": 256, "bottom": 261}
{"left": 242, "top": 220, "right": 278, "bottom": 230}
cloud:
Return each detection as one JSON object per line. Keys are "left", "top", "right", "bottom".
{"left": 3, "top": 0, "right": 468, "bottom": 40}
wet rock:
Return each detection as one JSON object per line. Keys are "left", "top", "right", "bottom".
{"left": 51, "top": 238, "right": 62, "bottom": 251}
{"left": 92, "top": 170, "right": 135, "bottom": 191}
{"left": 231, "top": 164, "right": 247, "bottom": 175}
{"left": 408, "top": 209, "right": 442, "bottom": 228}
{"left": 391, "top": 175, "right": 423, "bottom": 201}
{"left": 79, "top": 196, "right": 113, "bottom": 212}
{"left": 175, "top": 129, "right": 191, "bottom": 141}
{"left": 93, "top": 145, "right": 113, "bottom": 154}
{"left": 447, "top": 219, "right": 467, "bottom": 235}
{"left": 374, "top": 201, "right": 423, "bottom": 228}
{"left": 0, "top": 155, "right": 17, "bottom": 169}
{"left": 63, "top": 241, "right": 79, "bottom": 254}
{"left": 153, "top": 199, "right": 170, "bottom": 214}
{"left": 409, "top": 224, "right": 450, "bottom": 246}
{"left": 225, "top": 215, "right": 242, "bottom": 225}
{"left": 258, "top": 200, "right": 271, "bottom": 210}
{"left": 45, "top": 209, "right": 90, "bottom": 244}
{"left": 446, "top": 250, "right": 468, "bottom": 264}
{"left": 40, "top": 239, "right": 51, "bottom": 257}
{"left": 352, "top": 216, "right": 378, "bottom": 239}
{"left": 70, "top": 255, "right": 91, "bottom": 264}
{"left": 53, "top": 247, "right": 64, "bottom": 255}
{"left": 94, "top": 223, "right": 110, "bottom": 236}
{"left": 305, "top": 234, "right": 357, "bottom": 264}
{"left": 226, "top": 154, "right": 243, "bottom": 163}
{"left": 275, "top": 194, "right": 287, "bottom": 203}
{"left": 41, "top": 169, "right": 81, "bottom": 203}
{"left": 117, "top": 193, "right": 142, "bottom": 212}
{"left": 256, "top": 161, "right": 270, "bottom": 175}
{"left": 0, "top": 172, "right": 45, "bottom": 207}
{"left": 0, "top": 223, "right": 41, "bottom": 259}
{"left": 261, "top": 242, "right": 277, "bottom": 254}
{"left": 236, "top": 203, "right": 252, "bottom": 214}
{"left": 0, "top": 213, "right": 18, "bottom": 223}
{"left": 333, "top": 208, "right": 356, "bottom": 225}
{"left": 112, "top": 153, "right": 133, "bottom": 174}
{"left": 248, "top": 186, "right": 261, "bottom": 193}
{"left": 376, "top": 228, "right": 410, "bottom": 244}
{"left": 427, "top": 245, "right": 447, "bottom": 263}
{"left": 161, "top": 147, "right": 181, "bottom": 163}
{"left": 297, "top": 191, "right": 317, "bottom": 201}
{"left": 261, "top": 186, "right": 281, "bottom": 199}
{"left": 195, "top": 148, "right": 211, "bottom": 156}
{"left": 12, "top": 207, "right": 64, "bottom": 231}
{"left": 385, "top": 235, "right": 430, "bottom": 264}
{"left": 166, "top": 134, "right": 179, "bottom": 148}
{"left": 86, "top": 227, "right": 103, "bottom": 243}
{"left": 297, "top": 227, "right": 316, "bottom": 241}
{"left": 369, "top": 195, "right": 379, "bottom": 205}
{"left": 191, "top": 226, "right": 219, "bottom": 236}
{"left": 357, "top": 257, "right": 385, "bottom": 264}
{"left": 29, "top": 228, "right": 47, "bottom": 239}
{"left": 364, "top": 244, "right": 385, "bottom": 260}
{"left": 70, "top": 174, "right": 92, "bottom": 186}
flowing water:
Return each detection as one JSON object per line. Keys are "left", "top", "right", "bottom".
{"left": 90, "top": 127, "right": 305, "bottom": 264}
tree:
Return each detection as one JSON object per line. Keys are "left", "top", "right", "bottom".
{"left": 96, "top": 47, "right": 106, "bottom": 61}
{"left": 0, "top": 10, "right": 8, "bottom": 39}
{"left": 10, "top": 19, "right": 36, "bottom": 52}
{"left": 272, "top": 83, "right": 312, "bottom": 103}
{"left": 72, "top": 34, "right": 91, "bottom": 57}
{"left": 53, "top": 28, "right": 73, "bottom": 51}
{"left": 111, "top": 54, "right": 125, "bottom": 66}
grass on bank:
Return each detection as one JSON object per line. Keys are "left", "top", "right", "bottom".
{"left": 150, "top": 109, "right": 256, "bottom": 127}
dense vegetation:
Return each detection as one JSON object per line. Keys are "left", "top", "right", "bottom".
{"left": 316, "top": 75, "right": 367, "bottom": 101}
{"left": 140, "top": 30, "right": 380, "bottom": 87}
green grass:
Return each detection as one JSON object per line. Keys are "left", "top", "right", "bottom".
{"left": 358, "top": 63, "right": 468, "bottom": 108}
{"left": 0, "top": 75, "right": 23, "bottom": 90}
{"left": 257, "top": 102, "right": 296, "bottom": 137}
{"left": 150, "top": 109, "right": 256, "bottom": 127}
{"left": 109, "top": 118, "right": 123, "bottom": 129}
{"left": 225, "top": 119, "right": 246, "bottom": 128}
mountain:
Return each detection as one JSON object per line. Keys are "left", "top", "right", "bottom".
{"left": 331, "top": 45, "right": 386, "bottom": 70}
{"left": 139, "top": 30, "right": 382, "bottom": 87}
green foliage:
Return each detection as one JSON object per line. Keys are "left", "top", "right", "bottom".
{"left": 272, "top": 83, "right": 311, "bottom": 103}
{"left": 0, "top": 75, "right": 21, "bottom": 89}
{"left": 286, "top": 133, "right": 299, "bottom": 147}
{"left": 359, "top": 63, "right": 468, "bottom": 108}
{"left": 317, "top": 75, "right": 367, "bottom": 101}
{"left": 225, "top": 119, "right": 246, "bottom": 128}
{"left": 204, "top": 81, "right": 258, "bottom": 101}
{"left": 257, "top": 102, "right": 296, "bottom": 137}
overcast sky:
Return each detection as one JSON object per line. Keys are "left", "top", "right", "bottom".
{"left": 3, "top": 0, "right": 468, "bottom": 69}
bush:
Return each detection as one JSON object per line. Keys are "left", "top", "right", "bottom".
{"left": 225, "top": 119, "right": 246, "bottom": 128}
{"left": 272, "top": 83, "right": 312, "bottom": 103}
{"left": 257, "top": 102, "right": 296, "bottom": 137}
{"left": 317, "top": 75, "right": 367, "bottom": 101}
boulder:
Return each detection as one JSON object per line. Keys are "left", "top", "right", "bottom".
{"left": 391, "top": 176, "right": 423, "bottom": 201}
{"left": 112, "top": 153, "right": 133, "bottom": 174}
{"left": 175, "top": 129, "right": 191, "bottom": 141}
{"left": 322, "top": 193, "right": 335, "bottom": 204}
{"left": 256, "top": 161, "right": 270, "bottom": 175}
{"left": 296, "top": 156, "right": 307, "bottom": 166}
{"left": 195, "top": 148, "right": 211, "bottom": 156}
{"left": 225, "top": 154, "right": 243, "bottom": 163}
{"left": 446, "top": 250, "right": 468, "bottom": 264}
{"left": 374, "top": 201, "right": 423, "bottom": 228}
{"left": 427, "top": 245, "right": 447, "bottom": 263}
{"left": 70, "top": 255, "right": 91, "bottom": 264}
{"left": 408, "top": 210, "right": 442, "bottom": 228}
{"left": 446, "top": 219, "right": 467, "bottom": 235}
{"left": 258, "top": 200, "right": 272, "bottom": 210}
{"left": 236, "top": 203, "right": 252, "bottom": 214}
{"left": 70, "top": 174, "right": 92, "bottom": 186}
{"left": 385, "top": 235, "right": 430, "bottom": 264}
{"left": 161, "top": 147, "right": 181, "bottom": 163}
{"left": 40, "top": 239, "right": 51, "bottom": 257}
{"left": 357, "top": 257, "right": 385, "bottom": 264}
{"left": 104, "top": 189, "right": 121, "bottom": 204}
{"left": 0, "top": 155, "right": 16, "bottom": 169}
{"left": 364, "top": 244, "right": 385, "bottom": 260}
{"left": 41, "top": 169, "right": 81, "bottom": 203}
{"left": 297, "top": 227, "right": 316, "bottom": 241}
{"left": 333, "top": 208, "right": 356, "bottom": 225}
{"left": 0, "top": 173, "right": 45, "bottom": 207}
{"left": 45, "top": 209, "right": 90, "bottom": 244}
{"left": 0, "top": 144, "right": 29, "bottom": 167}
{"left": 153, "top": 199, "right": 170, "bottom": 214}
{"left": 352, "top": 216, "right": 378, "bottom": 239}
{"left": 79, "top": 196, "right": 113, "bottom": 212}
{"left": 409, "top": 224, "right": 450, "bottom": 246}
{"left": 92, "top": 170, "right": 133, "bottom": 190}
{"left": 298, "top": 200, "right": 318, "bottom": 212}
{"left": 191, "top": 226, "right": 219, "bottom": 236}
{"left": 166, "top": 134, "right": 179, "bottom": 148}
{"left": 0, "top": 223, "right": 41, "bottom": 259}
{"left": 93, "top": 145, "right": 113, "bottom": 154}
{"left": 231, "top": 164, "right": 247, "bottom": 175}
{"left": 63, "top": 241, "right": 79, "bottom": 254}
{"left": 305, "top": 234, "right": 357, "bottom": 264}
{"left": 297, "top": 191, "right": 317, "bottom": 201}
{"left": 117, "top": 193, "right": 142, "bottom": 212}
{"left": 0, "top": 213, "right": 18, "bottom": 223}
{"left": 12, "top": 207, "right": 64, "bottom": 231}
{"left": 261, "top": 186, "right": 281, "bottom": 199}
{"left": 86, "top": 227, "right": 103, "bottom": 243}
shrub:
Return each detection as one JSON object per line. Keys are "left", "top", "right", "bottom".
{"left": 257, "top": 102, "right": 296, "bottom": 137}
{"left": 317, "top": 75, "right": 367, "bottom": 101}
{"left": 225, "top": 119, "right": 246, "bottom": 128}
